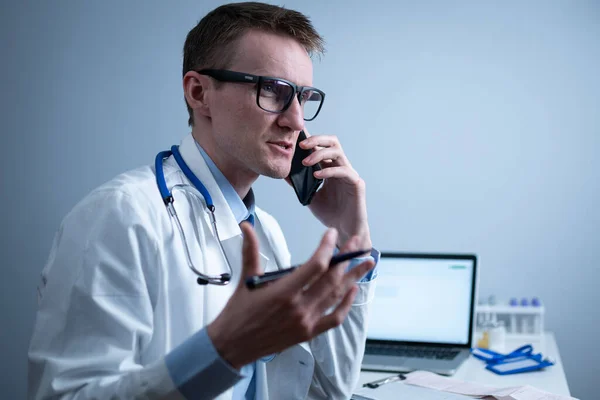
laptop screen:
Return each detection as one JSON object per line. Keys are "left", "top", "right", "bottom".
{"left": 367, "top": 254, "right": 476, "bottom": 346}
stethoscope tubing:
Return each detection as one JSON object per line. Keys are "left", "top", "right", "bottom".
{"left": 155, "top": 146, "right": 233, "bottom": 285}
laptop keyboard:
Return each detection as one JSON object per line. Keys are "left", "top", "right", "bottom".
{"left": 366, "top": 343, "right": 460, "bottom": 360}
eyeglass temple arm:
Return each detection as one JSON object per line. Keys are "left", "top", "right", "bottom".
{"left": 199, "top": 69, "right": 258, "bottom": 84}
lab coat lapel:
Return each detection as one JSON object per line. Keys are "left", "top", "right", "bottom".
{"left": 218, "top": 230, "right": 271, "bottom": 287}
{"left": 255, "top": 209, "right": 292, "bottom": 273}
{"left": 177, "top": 134, "right": 241, "bottom": 241}
{"left": 199, "top": 229, "right": 269, "bottom": 327}
{"left": 253, "top": 215, "right": 280, "bottom": 274}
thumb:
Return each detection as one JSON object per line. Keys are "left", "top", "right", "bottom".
{"left": 239, "top": 221, "right": 262, "bottom": 288}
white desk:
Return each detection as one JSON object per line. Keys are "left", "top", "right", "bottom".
{"left": 357, "top": 332, "right": 570, "bottom": 397}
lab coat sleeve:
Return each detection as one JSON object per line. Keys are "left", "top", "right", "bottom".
{"left": 27, "top": 188, "right": 240, "bottom": 400}
{"left": 306, "top": 278, "right": 377, "bottom": 399}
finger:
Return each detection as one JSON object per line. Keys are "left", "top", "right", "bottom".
{"left": 313, "top": 285, "right": 358, "bottom": 335}
{"left": 300, "top": 135, "right": 340, "bottom": 150}
{"left": 343, "top": 259, "right": 375, "bottom": 283}
{"left": 302, "top": 147, "right": 347, "bottom": 167}
{"left": 313, "top": 166, "right": 360, "bottom": 183}
{"left": 298, "top": 129, "right": 313, "bottom": 149}
{"left": 238, "top": 221, "right": 262, "bottom": 288}
{"left": 278, "top": 228, "right": 338, "bottom": 292}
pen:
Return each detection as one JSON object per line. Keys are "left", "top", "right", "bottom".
{"left": 362, "top": 373, "right": 406, "bottom": 389}
{"left": 246, "top": 249, "right": 371, "bottom": 290}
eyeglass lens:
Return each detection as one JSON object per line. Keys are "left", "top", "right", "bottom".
{"left": 259, "top": 79, "right": 323, "bottom": 120}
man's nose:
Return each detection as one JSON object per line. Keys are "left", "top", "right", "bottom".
{"left": 277, "top": 95, "right": 305, "bottom": 132}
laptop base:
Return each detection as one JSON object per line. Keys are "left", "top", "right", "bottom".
{"left": 362, "top": 349, "right": 470, "bottom": 376}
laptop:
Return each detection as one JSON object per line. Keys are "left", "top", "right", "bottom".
{"left": 362, "top": 252, "right": 477, "bottom": 376}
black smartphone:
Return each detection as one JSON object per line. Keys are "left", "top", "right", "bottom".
{"left": 288, "top": 130, "right": 323, "bottom": 206}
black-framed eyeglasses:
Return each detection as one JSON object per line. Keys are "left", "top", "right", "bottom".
{"left": 199, "top": 69, "right": 325, "bottom": 121}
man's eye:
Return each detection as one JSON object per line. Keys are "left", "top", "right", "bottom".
{"left": 301, "top": 90, "right": 313, "bottom": 103}
{"left": 261, "top": 81, "right": 279, "bottom": 96}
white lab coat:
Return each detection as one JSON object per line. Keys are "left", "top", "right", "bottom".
{"left": 28, "top": 134, "right": 376, "bottom": 400}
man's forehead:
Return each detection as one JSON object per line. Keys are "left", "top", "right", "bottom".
{"left": 229, "top": 30, "right": 313, "bottom": 86}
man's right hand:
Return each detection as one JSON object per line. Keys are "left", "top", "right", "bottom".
{"left": 206, "top": 222, "right": 374, "bottom": 370}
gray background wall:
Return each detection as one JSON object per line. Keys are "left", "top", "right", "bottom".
{"left": 1, "top": 0, "right": 598, "bottom": 398}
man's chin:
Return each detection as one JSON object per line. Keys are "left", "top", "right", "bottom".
{"left": 262, "top": 171, "right": 290, "bottom": 180}
{"left": 260, "top": 165, "right": 291, "bottom": 179}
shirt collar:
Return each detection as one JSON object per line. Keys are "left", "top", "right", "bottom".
{"left": 194, "top": 140, "right": 255, "bottom": 224}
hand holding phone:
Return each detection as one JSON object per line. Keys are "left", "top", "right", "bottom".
{"left": 246, "top": 249, "right": 371, "bottom": 290}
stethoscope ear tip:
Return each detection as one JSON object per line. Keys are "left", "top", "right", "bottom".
{"left": 221, "top": 273, "right": 231, "bottom": 281}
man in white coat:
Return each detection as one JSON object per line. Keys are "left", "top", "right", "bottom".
{"left": 28, "top": 2, "right": 378, "bottom": 399}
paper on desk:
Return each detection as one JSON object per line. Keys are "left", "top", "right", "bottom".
{"left": 353, "top": 382, "right": 474, "bottom": 400}
{"left": 403, "top": 371, "right": 578, "bottom": 400}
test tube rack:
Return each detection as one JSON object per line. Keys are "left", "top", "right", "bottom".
{"left": 475, "top": 303, "right": 545, "bottom": 341}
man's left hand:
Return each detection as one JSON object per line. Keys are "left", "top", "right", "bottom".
{"left": 298, "top": 130, "right": 372, "bottom": 250}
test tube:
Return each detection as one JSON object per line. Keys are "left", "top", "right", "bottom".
{"left": 509, "top": 298, "right": 518, "bottom": 334}
{"left": 488, "top": 295, "right": 497, "bottom": 325}
{"left": 519, "top": 298, "right": 529, "bottom": 333}
{"left": 531, "top": 297, "right": 541, "bottom": 334}
{"left": 477, "top": 299, "right": 485, "bottom": 329}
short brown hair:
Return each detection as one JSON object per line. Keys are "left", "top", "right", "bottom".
{"left": 183, "top": 2, "right": 325, "bottom": 126}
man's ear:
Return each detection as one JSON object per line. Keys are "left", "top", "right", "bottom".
{"left": 183, "top": 71, "right": 212, "bottom": 118}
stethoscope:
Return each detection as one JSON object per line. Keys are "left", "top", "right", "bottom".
{"left": 155, "top": 145, "right": 234, "bottom": 286}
